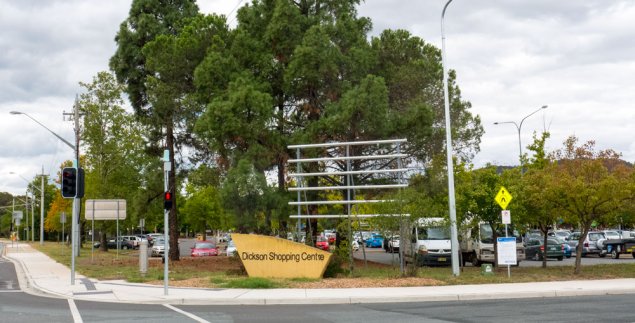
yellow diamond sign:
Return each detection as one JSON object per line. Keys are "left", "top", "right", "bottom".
{"left": 495, "top": 186, "right": 512, "bottom": 210}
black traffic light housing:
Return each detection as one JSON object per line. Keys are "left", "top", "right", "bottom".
{"left": 61, "top": 167, "right": 85, "bottom": 199}
{"left": 164, "top": 191, "right": 173, "bottom": 210}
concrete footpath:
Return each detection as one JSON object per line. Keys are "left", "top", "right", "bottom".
{"left": 3, "top": 241, "right": 635, "bottom": 305}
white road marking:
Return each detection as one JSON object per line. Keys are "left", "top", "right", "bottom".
{"left": 67, "top": 299, "right": 83, "bottom": 323}
{"left": 164, "top": 304, "right": 210, "bottom": 323}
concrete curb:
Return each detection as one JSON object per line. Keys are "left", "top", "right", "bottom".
{"left": 5, "top": 252, "right": 68, "bottom": 300}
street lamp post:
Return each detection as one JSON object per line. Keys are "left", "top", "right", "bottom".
{"left": 10, "top": 171, "right": 46, "bottom": 244}
{"left": 441, "top": 0, "right": 460, "bottom": 277}
{"left": 494, "top": 105, "right": 548, "bottom": 173}
{"left": 11, "top": 110, "right": 80, "bottom": 285}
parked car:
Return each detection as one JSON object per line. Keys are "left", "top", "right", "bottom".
{"left": 562, "top": 242, "right": 573, "bottom": 258}
{"left": 569, "top": 231, "right": 607, "bottom": 257}
{"left": 524, "top": 230, "right": 542, "bottom": 244}
{"left": 106, "top": 237, "right": 134, "bottom": 250}
{"left": 120, "top": 235, "right": 142, "bottom": 249}
{"left": 226, "top": 240, "right": 237, "bottom": 256}
{"left": 365, "top": 234, "right": 384, "bottom": 248}
{"left": 602, "top": 230, "right": 621, "bottom": 240}
{"left": 552, "top": 230, "right": 571, "bottom": 241}
{"left": 351, "top": 240, "right": 359, "bottom": 252}
{"left": 136, "top": 234, "right": 153, "bottom": 246}
{"left": 525, "top": 238, "right": 564, "bottom": 261}
{"left": 384, "top": 235, "right": 400, "bottom": 253}
{"left": 315, "top": 236, "right": 330, "bottom": 251}
{"left": 151, "top": 238, "right": 165, "bottom": 257}
{"left": 190, "top": 241, "right": 219, "bottom": 257}
{"left": 616, "top": 230, "right": 635, "bottom": 239}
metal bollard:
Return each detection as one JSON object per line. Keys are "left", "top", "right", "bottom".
{"left": 139, "top": 240, "right": 148, "bottom": 277}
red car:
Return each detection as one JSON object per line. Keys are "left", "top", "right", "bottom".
{"left": 315, "top": 236, "right": 330, "bottom": 251}
{"left": 190, "top": 241, "right": 219, "bottom": 257}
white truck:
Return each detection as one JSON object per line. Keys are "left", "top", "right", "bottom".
{"left": 460, "top": 222, "right": 525, "bottom": 266}
{"left": 403, "top": 217, "right": 453, "bottom": 266}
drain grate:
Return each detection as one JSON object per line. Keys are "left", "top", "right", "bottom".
{"left": 80, "top": 278, "right": 97, "bottom": 291}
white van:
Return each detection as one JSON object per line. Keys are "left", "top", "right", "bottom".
{"left": 403, "top": 217, "right": 452, "bottom": 266}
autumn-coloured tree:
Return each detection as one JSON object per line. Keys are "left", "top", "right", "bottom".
{"left": 547, "top": 136, "right": 634, "bottom": 274}
{"left": 44, "top": 192, "right": 72, "bottom": 241}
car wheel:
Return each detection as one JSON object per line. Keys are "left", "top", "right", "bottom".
{"left": 581, "top": 252, "right": 587, "bottom": 258}
{"left": 611, "top": 249, "right": 619, "bottom": 259}
{"left": 471, "top": 253, "right": 480, "bottom": 267}
{"left": 122, "top": 245, "right": 129, "bottom": 250}
{"left": 557, "top": 256, "right": 563, "bottom": 261}
{"left": 566, "top": 255, "right": 571, "bottom": 259}
{"left": 599, "top": 253, "right": 606, "bottom": 258}
{"left": 533, "top": 253, "right": 540, "bottom": 261}
{"left": 632, "top": 252, "right": 635, "bottom": 259}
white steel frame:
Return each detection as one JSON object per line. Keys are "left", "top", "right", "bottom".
{"left": 287, "top": 139, "right": 409, "bottom": 219}
{"left": 287, "top": 139, "right": 409, "bottom": 273}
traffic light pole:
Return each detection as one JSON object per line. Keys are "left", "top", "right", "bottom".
{"left": 65, "top": 98, "right": 82, "bottom": 285}
{"left": 163, "top": 149, "right": 171, "bottom": 296}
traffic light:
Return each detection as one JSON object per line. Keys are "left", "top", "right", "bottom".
{"left": 61, "top": 167, "right": 85, "bottom": 198}
{"left": 164, "top": 191, "right": 173, "bottom": 210}
{"left": 61, "top": 167, "right": 77, "bottom": 198}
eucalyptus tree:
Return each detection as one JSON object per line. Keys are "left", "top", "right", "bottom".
{"left": 78, "top": 71, "right": 146, "bottom": 250}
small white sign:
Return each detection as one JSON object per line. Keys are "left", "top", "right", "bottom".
{"left": 84, "top": 199, "right": 127, "bottom": 220}
{"left": 501, "top": 210, "right": 511, "bottom": 224}
{"left": 12, "top": 211, "right": 23, "bottom": 220}
{"left": 497, "top": 237, "right": 517, "bottom": 265}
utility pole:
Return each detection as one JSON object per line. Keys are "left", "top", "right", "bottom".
{"left": 63, "top": 96, "right": 83, "bottom": 284}
{"left": 38, "top": 166, "right": 47, "bottom": 245}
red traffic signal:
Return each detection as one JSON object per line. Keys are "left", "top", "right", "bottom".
{"left": 164, "top": 191, "right": 173, "bottom": 210}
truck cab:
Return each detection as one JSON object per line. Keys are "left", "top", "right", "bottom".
{"left": 460, "top": 222, "right": 525, "bottom": 266}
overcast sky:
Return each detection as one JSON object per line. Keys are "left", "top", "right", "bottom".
{"left": 1, "top": 0, "right": 633, "bottom": 195}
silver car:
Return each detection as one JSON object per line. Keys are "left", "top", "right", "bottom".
{"left": 581, "top": 231, "right": 606, "bottom": 257}
{"left": 151, "top": 238, "right": 165, "bottom": 257}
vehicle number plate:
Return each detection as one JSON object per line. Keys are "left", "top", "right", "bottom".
{"left": 438, "top": 257, "right": 446, "bottom": 262}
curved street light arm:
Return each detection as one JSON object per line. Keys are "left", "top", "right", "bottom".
{"left": 10, "top": 111, "right": 75, "bottom": 151}
{"left": 519, "top": 105, "right": 548, "bottom": 131}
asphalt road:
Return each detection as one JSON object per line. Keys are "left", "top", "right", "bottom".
{"left": 2, "top": 254, "right": 635, "bottom": 322}
{"left": 356, "top": 247, "right": 635, "bottom": 267}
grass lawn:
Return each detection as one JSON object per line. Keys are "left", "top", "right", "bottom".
{"left": 30, "top": 242, "right": 635, "bottom": 289}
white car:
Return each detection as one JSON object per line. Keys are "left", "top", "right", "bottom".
{"left": 226, "top": 240, "right": 237, "bottom": 256}
{"left": 151, "top": 238, "right": 165, "bottom": 257}
{"left": 352, "top": 240, "right": 359, "bottom": 252}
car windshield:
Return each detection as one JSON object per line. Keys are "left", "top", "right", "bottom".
{"left": 418, "top": 226, "right": 450, "bottom": 240}
{"left": 588, "top": 233, "right": 604, "bottom": 241}
{"left": 604, "top": 231, "right": 620, "bottom": 239}
{"left": 154, "top": 238, "right": 165, "bottom": 246}
{"left": 480, "top": 224, "right": 522, "bottom": 243}
{"left": 194, "top": 242, "right": 215, "bottom": 249}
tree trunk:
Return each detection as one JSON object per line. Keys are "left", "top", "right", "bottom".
{"left": 167, "top": 124, "right": 180, "bottom": 261}
{"left": 574, "top": 226, "right": 590, "bottom": 275}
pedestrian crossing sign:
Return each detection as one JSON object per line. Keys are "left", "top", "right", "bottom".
{"left": 495, "top": 186, "right": 512, "bottom": 210}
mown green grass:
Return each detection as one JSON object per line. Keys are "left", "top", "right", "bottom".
{"left": 29, "top": 242, "right": 635, "bottom": 288}
{"left": 219, "top": 277, "right": 281, "bottom": 289}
